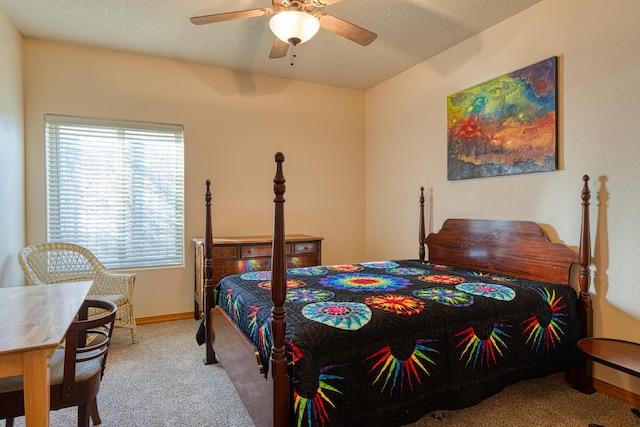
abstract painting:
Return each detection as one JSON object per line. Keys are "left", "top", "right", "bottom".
{"left": 447, "top": 57, "right": 558, "bottom": 180}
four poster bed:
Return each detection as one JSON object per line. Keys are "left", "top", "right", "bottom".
{"left": 201, "top": 152, "right": 594, "bottom": 427}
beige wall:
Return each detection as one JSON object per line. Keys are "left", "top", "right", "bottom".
{"left": 6, "top": 0, "right": 640, "bottom": 397}
{"left": 0, "top": 7, "right": 25, "bottom": 286}
{"left": 22, "top": 40, "right": 366, "bottom": 317}
{"left": 366, "top": 0, "right": 640, "bottom": 394}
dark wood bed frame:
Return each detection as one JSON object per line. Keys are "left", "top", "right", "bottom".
{"left": 202, "top": 152, "right": 594, "bottom": 427}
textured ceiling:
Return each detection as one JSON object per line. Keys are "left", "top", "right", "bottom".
{"left": 0, "top": 0, "right": 543, "bottom": 89}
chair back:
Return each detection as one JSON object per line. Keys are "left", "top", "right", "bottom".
{"left": 62, "top": 298, "right": 117, "bottom": 400}
{"left": 17, "top": 243, "right": 107, "bottom": 286}
{"left": 0, "top": 299, "right": 117, "bottom": 426}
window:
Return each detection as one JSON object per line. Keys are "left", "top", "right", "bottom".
{"left": 45, "top": 114, "right": 185, "bottom": 269}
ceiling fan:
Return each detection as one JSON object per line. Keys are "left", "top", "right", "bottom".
{"left": 190, "top": 0, "right": 377, "bottom": 60}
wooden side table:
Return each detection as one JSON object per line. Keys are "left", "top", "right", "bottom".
{"left": 578, "top": 337, "right": 640, "bottom": 417}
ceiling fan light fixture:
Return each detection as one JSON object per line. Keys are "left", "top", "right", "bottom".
{"left": 269, "top": 11, "right": 320, "bottom": 45}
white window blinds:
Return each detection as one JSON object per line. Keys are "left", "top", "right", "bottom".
{"left": 45, "top": 114, "right": 185, "bottom": 269}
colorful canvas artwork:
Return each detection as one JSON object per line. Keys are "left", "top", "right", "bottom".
{"left": 447, "top": 57, "right": 558, "bottom": 180}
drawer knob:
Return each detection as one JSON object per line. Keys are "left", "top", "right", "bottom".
{"left": 220, "top": 270, "right": 226, "bottom": 278}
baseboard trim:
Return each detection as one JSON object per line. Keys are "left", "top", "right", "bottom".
{"left": 593, "top": 377, "right": 640, "bottom": 408}
{"left": 135, "top": 312, "right": 194, "bottom": 325}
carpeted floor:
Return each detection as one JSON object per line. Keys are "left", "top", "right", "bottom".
{"left": 9, "top": 319, "right": 639, "bottom": 426}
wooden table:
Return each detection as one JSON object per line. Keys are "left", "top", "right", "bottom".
{"left": 0, "top": 281, "right": 93, "bottom": 426}
{"left": 578, "top": 338, "right": 640, "bottom": 379}
{"left": 578, "top": 337, "right": 640, "bottom": 417}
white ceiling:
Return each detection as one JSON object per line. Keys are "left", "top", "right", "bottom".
{"left": 0, "top": 0, "right": 543, "bottom": 90}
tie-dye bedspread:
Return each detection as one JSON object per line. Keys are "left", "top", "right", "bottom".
{"left": 216, "top": 259, "right": 581, "bottom": 426}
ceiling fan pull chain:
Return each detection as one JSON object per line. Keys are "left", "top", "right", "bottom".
{"left": 290, "top": 43, "right": 297, "bottom": 66}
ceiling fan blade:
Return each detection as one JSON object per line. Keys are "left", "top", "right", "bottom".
{"left": 315, "top": 12, "right": 377, "bottom": 46}
{"left": 269, "top": 37, "right": 290, "bottom": 58}
{"left": 313, "top": 0, "right": 344, "bottom": 5}
{"left": 190, "top": 8, "right": 273, "bottom": 25}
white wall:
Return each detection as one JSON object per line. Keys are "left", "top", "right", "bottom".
{"left": 0, "top": 7, "right": 25, "bottom": 287}
{"left": 23, "top": 40, "right": 366, "bottom": 318}
{"left": 366, "top": 0, "right": 640, "bottom": 395}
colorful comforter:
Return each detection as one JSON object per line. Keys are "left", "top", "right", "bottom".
{"left": 216, "top": 259, "right": 581, "bottom": 426}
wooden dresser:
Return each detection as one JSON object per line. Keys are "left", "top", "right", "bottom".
{"left": 192, "top": 234, "right": 323, "bottom": 319}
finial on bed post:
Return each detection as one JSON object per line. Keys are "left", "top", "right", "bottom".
{"left": 203, "top": 179, "right": 216, "bottom": 365}
{"left": 271, "top": 152, "right": 290, "bottom": 426}
{"left": 419, "top": 187, "right": 426, "bottom": 261}
{"left": 573, "top": 174, "right": 594, "bottom": 393}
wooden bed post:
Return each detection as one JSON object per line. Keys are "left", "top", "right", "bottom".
{"left": 573, "top": 175, "right": 595, "bottom": 392}
{"left": 419, "top": 187, "right": 426, "bottom": 261}
{"left": 270, "top": 152, "right": 290, "bottom": 427}
{"left": 203, "top": 180, "right": 216, "bottom": 365}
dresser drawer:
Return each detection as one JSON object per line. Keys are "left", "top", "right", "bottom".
{"left": 241, "top": 244, "right": 272, "bottom": 258}
{"left": 212, "top": 260, "right": 244, "bottom": 281}
{"left": 213, "top": 245, "right": 237, "bottom": 259}
{"left": 245, "top": 258, "right": 272, "bottom": 272}
{"left": 287, "top": 254, "right": 321, "bottom": 268}
{"left": 293, "top": 241, "right": 318, "bottom": 254}
{"left": 241, "top": 243, "right": 294, "bottom": 258}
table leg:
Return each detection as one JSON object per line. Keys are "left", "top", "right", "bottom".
{"left": 22, "top": 348, "right": 53, "bottom": 426}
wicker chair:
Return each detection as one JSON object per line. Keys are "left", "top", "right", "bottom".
{"left": 17, "top": 243, "right": 138, "bottom": 344}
